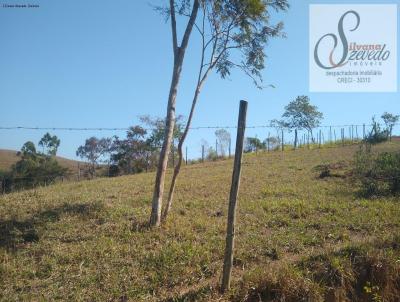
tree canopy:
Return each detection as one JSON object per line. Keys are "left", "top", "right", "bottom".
{"left": 272, "top": 96, "right": 323, "bottom": 136}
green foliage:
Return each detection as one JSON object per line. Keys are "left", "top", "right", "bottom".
{"left": 264, "top": 136, "right": 280, "bottom": 150}
{"left": 354, "top": 146, "right": 400, "bottom": 197}
{"left": 272, "top": 96, "right": 323, "bottom": 137}
{"left": 108, "top": 117, "right": 185, "bottom": 175}
{"left": 365, "top": 117, "right": 389, "bottom": 144}
{"left": 206, "top": 147, "right": 218, "bottom": 161}
{"left": 38, "top": 133, "right": 60, "bottom": 156}
{"left": 139, "top": 115, "right": 184, "bottom": 149}
{"left": 381, "top": 112, "right": 399, "bottom": 140}
{"left": 245, "top": 137, "right": 265, "bottom": 152}
{"left": 76, "top": 137, "right": 112, "bottom": 177}
{"left": 215, "top": 129, "right": 231, "bottom": 156}
{"left": 209, "top": 0, "right": 289, "bottom": 86}
{"left": 2, "top": 141, "right": 68, "bottom": 193}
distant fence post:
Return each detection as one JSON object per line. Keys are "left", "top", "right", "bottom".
{"left": 294, "top": 129, "right": 298, "bottom": 150}
{"left": 221, "top": 100, "right": 247, "bottom": 293}
{"left": 363, "top": 124, "right": 366, "bottom": 140}
{"left": 342, "top": 128, "right": 345, "bottom": 146}
{"left": 319, "top": 129, "right": 322, "bottom": 148}
{"left": 281, "top": 129, "right": 284, "bottom": 151}
{"left": 202, "top": 145, "right": 205, "bottom": 163}
{"left": 185, "top": 146, "right": 188, "bottom": 165}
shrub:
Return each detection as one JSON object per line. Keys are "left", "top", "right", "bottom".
{"left": 365, "top": 118, "right": 389, "bottom": 145}
{"left": 353, "top": 146, "right": 400, "bottom": 197}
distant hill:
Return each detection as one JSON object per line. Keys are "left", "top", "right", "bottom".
{"left": 0, "top": 149, "right": 82, "bottom": 173}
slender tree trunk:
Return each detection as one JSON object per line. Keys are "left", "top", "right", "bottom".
{"left": 161, "top": 3, "right": 213, "bottom": 221}
{"left": 149, "top": 0, "right": 200, "bottom": 227}
{"left": 162, "top": 86, "right": 203, "bottom": 220}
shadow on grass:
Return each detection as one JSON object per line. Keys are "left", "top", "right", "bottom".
{"left": 0, "top": 202, "right": 103, "bottom": 251}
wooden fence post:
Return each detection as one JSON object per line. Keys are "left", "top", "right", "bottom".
{"left": 202, "top": 145, "right": 205, "bottom": 163}
{"left": 319, "top": 129, "right": 322, "bottom": 148}
{"left": 221, "top": 100, "right": 247, "bottom": 293}
{"left": 185, "top": 146, "right": 188, "bottom": 165}
{"left": 363, "top": 124, "right": 366, "bottom": 140}
{"left": 342, "top": 128, "right": 345, "bottom": 146}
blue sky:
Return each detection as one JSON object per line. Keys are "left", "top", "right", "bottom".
{"left": 0, "top": 0, "right": 399, "bottom": 160}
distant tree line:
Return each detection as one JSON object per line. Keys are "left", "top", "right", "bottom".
{"left": 75, "top": 116, "right": 184, "bottom": 178}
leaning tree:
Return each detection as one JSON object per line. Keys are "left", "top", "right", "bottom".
{"left": 150, "top": 0, "right": 289, "bottom": 226}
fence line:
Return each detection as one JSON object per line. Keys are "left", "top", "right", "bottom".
{"left": 1, "top": 122, "right": 399, "bottom": 195}
{"left": 0, "top": 123, "right": 399, "bottom": 131}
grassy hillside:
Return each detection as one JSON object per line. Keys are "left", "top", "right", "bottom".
{"left": 0, "top": 149, "right": 81, "bottom": 173}
{"left": 0, "top": 142, "right": 399, "bottom": 301}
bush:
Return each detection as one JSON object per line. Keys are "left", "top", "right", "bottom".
{"left": 354, "top": 146, "right": 400, "bottom": 197}
{"left": 365, "top": 119, "right": 389, "bottom": 144}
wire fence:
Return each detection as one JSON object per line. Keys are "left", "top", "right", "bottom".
{"left": 1, "top": 122, "right": 399, "bottom": 194}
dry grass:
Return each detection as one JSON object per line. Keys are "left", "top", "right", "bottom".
{"left": 0, "top": 142, "right": 399, "bottom": 301}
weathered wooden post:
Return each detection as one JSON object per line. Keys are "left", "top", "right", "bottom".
{"left": 221, "top": 100, "right": 247, "bottom": 293}
{"left": 202, "top": 145, "right": 205, "bottom": 163}
{"left": 342, "top": 128, "right": 345, "bottom": 146}
{"left": 185, "top": 146, "right": 188, "bottom": 165}
{"left": 294, "top": 129, "right": 298, "bottom": 150}
{"left": 363, "top": 124, "right": 366, "bottom": 140}
{"left": 319, "top": 129, "right": 322, "bottom": 148}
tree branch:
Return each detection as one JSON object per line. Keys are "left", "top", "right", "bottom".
{"left": 169, "top": 0, "right": 178, "bottom": 59}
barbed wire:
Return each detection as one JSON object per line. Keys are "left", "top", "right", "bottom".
{"left": 0, "top": 123, "right": 398, "bottom": 132}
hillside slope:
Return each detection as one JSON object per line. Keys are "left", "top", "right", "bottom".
{"left": 0, "top": 149, "right": 81, "bottom": 173}
{"left": 1, "top": 142, "right": 399, "bottom": 301}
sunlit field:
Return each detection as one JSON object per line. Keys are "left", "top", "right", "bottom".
{"left": 1, "top": 142, "right": 399, "bottom": 301}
